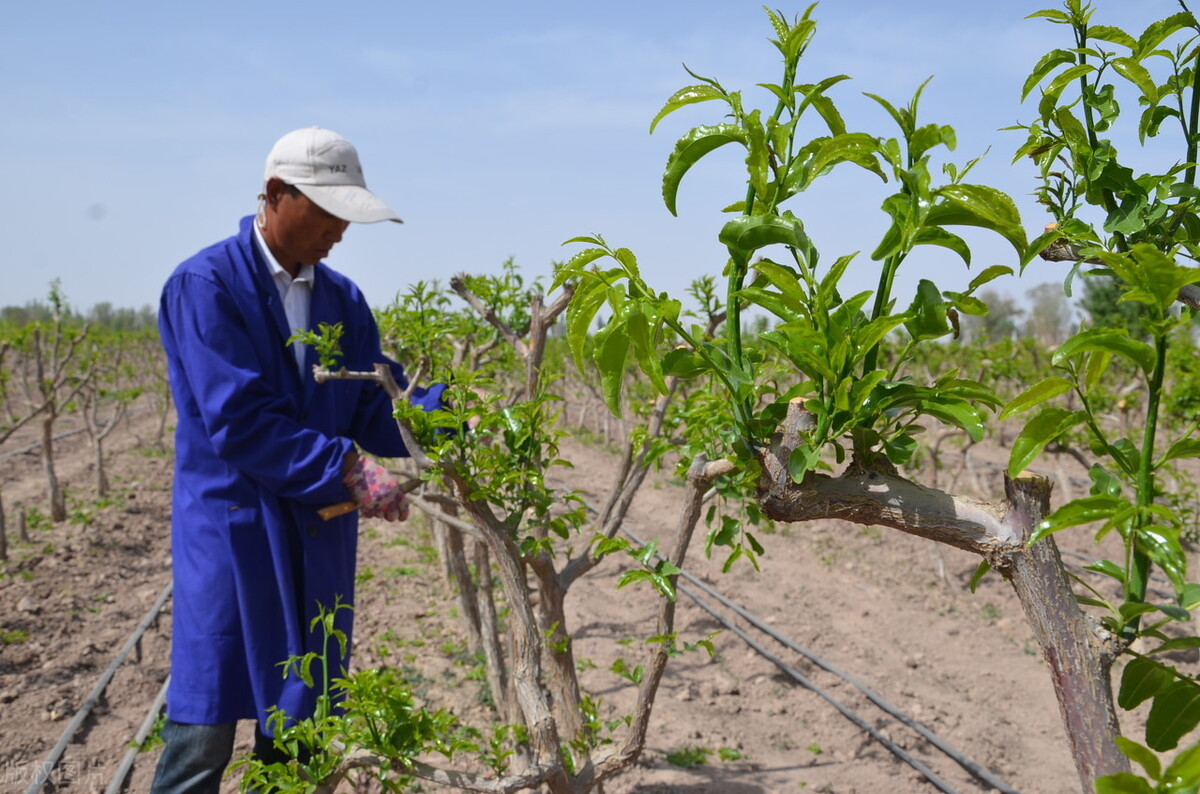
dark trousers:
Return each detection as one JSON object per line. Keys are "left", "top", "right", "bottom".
{"left": 149, "top": 720, "right": 295, "bottom": 794}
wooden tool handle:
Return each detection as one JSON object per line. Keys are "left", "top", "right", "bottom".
{"left": 318, "top": 478, "right": 423, "bottom": 521}
{"left": 318, "top": 501, "right": 359, "bottom": 521}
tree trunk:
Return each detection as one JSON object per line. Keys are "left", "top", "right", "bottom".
{"left": 95, "top": 436, "right": 110, "bottom": 497}
{"left": 41, "top": 416, "right": 65, "bottom": 521}
{"left": 460, "top": 499, "right": 570, "bottom": 792}
{"left": 529, "top": 556, "right": 585, "bottom": 751}
{"left": 473, "top": 541, "right": 517, "bottom": 725}
{"left": 996, "top": 476, "right": 1127, "bottom": 790}
{"left": 17, "top": 503, "right": 29, "bottom": 543}
{"left": 0, "top": 488, "right": 7, "bottom": 562}
{"left": 155, "top": 389, "right": 171, "bottom": 449}
{"left": 441, "top": 521, "right": 483, "bottom": 657}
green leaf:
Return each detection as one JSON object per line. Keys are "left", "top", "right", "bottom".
{"left": 1163, "top": 738, "right": 1200, "bottom": 783}
{"left": 863, "top": 92, "right": 910, "bottom": 137}
{"left": 946, "top": 292, "right": 987, "bottom": 317}
{"left": 922, "top": 396, "right": 985, "bottom": 442}
{"left": 969, "top": 265, "right": 1014, "bottom": 290}
{"left": 1053, "top": 327, "right": 1157, "bottom": 376}
{"left": 969, "top": 560, "right": 991, "bottom": 593}
{"left": 1119, "top": 656, "right": 1175, "bottom": 711}
{"left": 1095, "top": 773, "right": 1154, "bottom": 794}
{"left": 719, "top": 212, "right": 813, "bottom": 263}
{"left": 1111, "top": 57, "right": 1159, "bottom": 103}
{"left": 871, "top": 193, "right": 912, "bottom": 261}
{"left": 1148, "top": 679, "right": 1200, "bottom": 751}
{"left": 1180, "top": 583, "right": 1200, "bottom": 611}
{"left": 617, "top": 569, "right": 651, "bottom": 591}
{"left": 662, "top": 347, "right": 708, "bottom": 378}
{"left": 1030, "top": 495, "right": 1124, "bottom": 545}
{"left": 1000, "top": 377, "right": 1073, "bottom": 420}
{"left": 1008, "top": 407, "right": 1086, "bottom": 477}
{"left": 1153, "top": 637, "right": 1200, "bottom": 655}
{"left": 649, "top": 84, "right": 726, "bottom": 133}
{"left": 1116, "top": 736, "right": 1162, "bottom": 781}
{"left": 909, "top": 123, "right": 956, "bottom": 160}
{"left": 1022, "top": 49, "right": 1078, "bottom": 100}
{"left": 903, "top": 279, "right": 952, "bottom": 341}
{"left": 565, "top": 276, "right": 610, "bottom": 370}
{"left": 626, "top": 307, "right": 667, "bottom": 395}
{"left": 1083, "top": 558, "right": 1126, "bottom": 583}
{"left": 912, "top": 227, "right": 970, "bottom": 266}
{"left": 1158, "top": 604, "right": 1192, "bottom": 622}
{"left": 808, "top": 94, "right": 847, "bottom": 137}
{"left": 1055, "top": 107, "right": 1091, "bottom": 153}
{"left": 1120, "top": 602, "right": 1160, "bottom": 622}
{"left": 1159, "top": 438, "right": 1200, "bottom": 467}
{"left": 788, "top": 444, "right": 821, "bottom": 482}
{"left": 1037, "top": 64, "right": 1097, "bottom": 118}
{"left": 1140, "top": 104, "right": 1179, "bottom": 141}
{"left": 594, "top": 324, "right": 630, "bottom": 416}
{"left": 1026, "top": 9, "right": 1070, "bottom": 23}
{"left": 662, "top": 124, "right": 748, "bottom": 216}
{"left": 1138, "top": 527, "right": 1188, "bottom": 593}
{"left": 1136, "top": 12, "right": 1197, "bottom": 58}
{"left": 1084, "top": 350, "right": 1113, "bottom": 391}
{"left": 744, "top": 109, "right": 770, "bottom": 199}
{"left": 1088, "top": 25, "right": 1139, "bottom": 50}
{"left": 926, "top": 184, "right": 1026, "bottom": 255}
{"left": 1022, "top": 227, "right": 1070, "bottom": 270}
{"left": 795, "top": 75, "right": 852, "bottom": 132}
{"left": 933, "top": 377, "right": 1003, "bottom": 409}
{"left": 883, "top": 432, "right": 918, "bottom": 465}
{"left": 806, "top": 132, "right": 886, "bottom": 183}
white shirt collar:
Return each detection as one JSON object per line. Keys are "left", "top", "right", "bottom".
{"left": 252, "top": 221, "right": 315, "bottom": 284}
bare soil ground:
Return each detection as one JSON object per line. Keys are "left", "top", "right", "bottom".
{"left": 0, "top": 404, "right": 1187, "bottom": 793}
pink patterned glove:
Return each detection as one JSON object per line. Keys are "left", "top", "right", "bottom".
{"left": 342, "top": 456, "right": 409, "bottom": 521}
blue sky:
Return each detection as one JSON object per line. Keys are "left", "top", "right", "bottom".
{"left": 0, "top": 1, "right": 1175, "bottom": 316}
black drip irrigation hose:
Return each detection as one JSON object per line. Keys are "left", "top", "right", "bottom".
{"left": 103, "top": 675, "right": 170, "bottom": 794}
{"left": 24, "top": 581, "right": 173, "bottom": 794}
{"left": 621, "top": 525, "right": 1019, "bottom": 794}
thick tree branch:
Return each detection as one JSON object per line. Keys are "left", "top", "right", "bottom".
{"left": 1038, "top": 229, "right": 1200, "bottom": 310}
{"left": 757, "top": 402, "right": 1022, "bottom": 553}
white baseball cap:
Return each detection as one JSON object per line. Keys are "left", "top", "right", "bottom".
{"left": 264, "top": 127, "right": 402, "bottom": 223}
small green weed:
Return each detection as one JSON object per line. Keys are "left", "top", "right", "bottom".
{"left": 133, "top": 713, "right": 166, "bottom": 752}
{"left": 666, "top": 745, "right": 711, "bottom": 768}
{"left": 25, "top": 508, "right": 53, "bottom": 531}
{"left": 2, "top": 629, "right": 29, "bottom": 645}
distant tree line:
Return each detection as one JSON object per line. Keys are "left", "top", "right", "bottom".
{"left": 0, "top": 296, "right": 156, "bottom": 332}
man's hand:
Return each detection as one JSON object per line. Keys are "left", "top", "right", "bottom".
{"left": 342, "top": 455, "right": 409, "bottom": 521}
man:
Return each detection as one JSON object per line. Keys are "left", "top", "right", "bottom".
{"left": 151, "top": 127, "right": 443, "bottom": 793}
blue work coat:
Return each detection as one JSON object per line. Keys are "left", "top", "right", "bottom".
{"left": 158, "top": 215, "right": 444, "bottom": 728}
